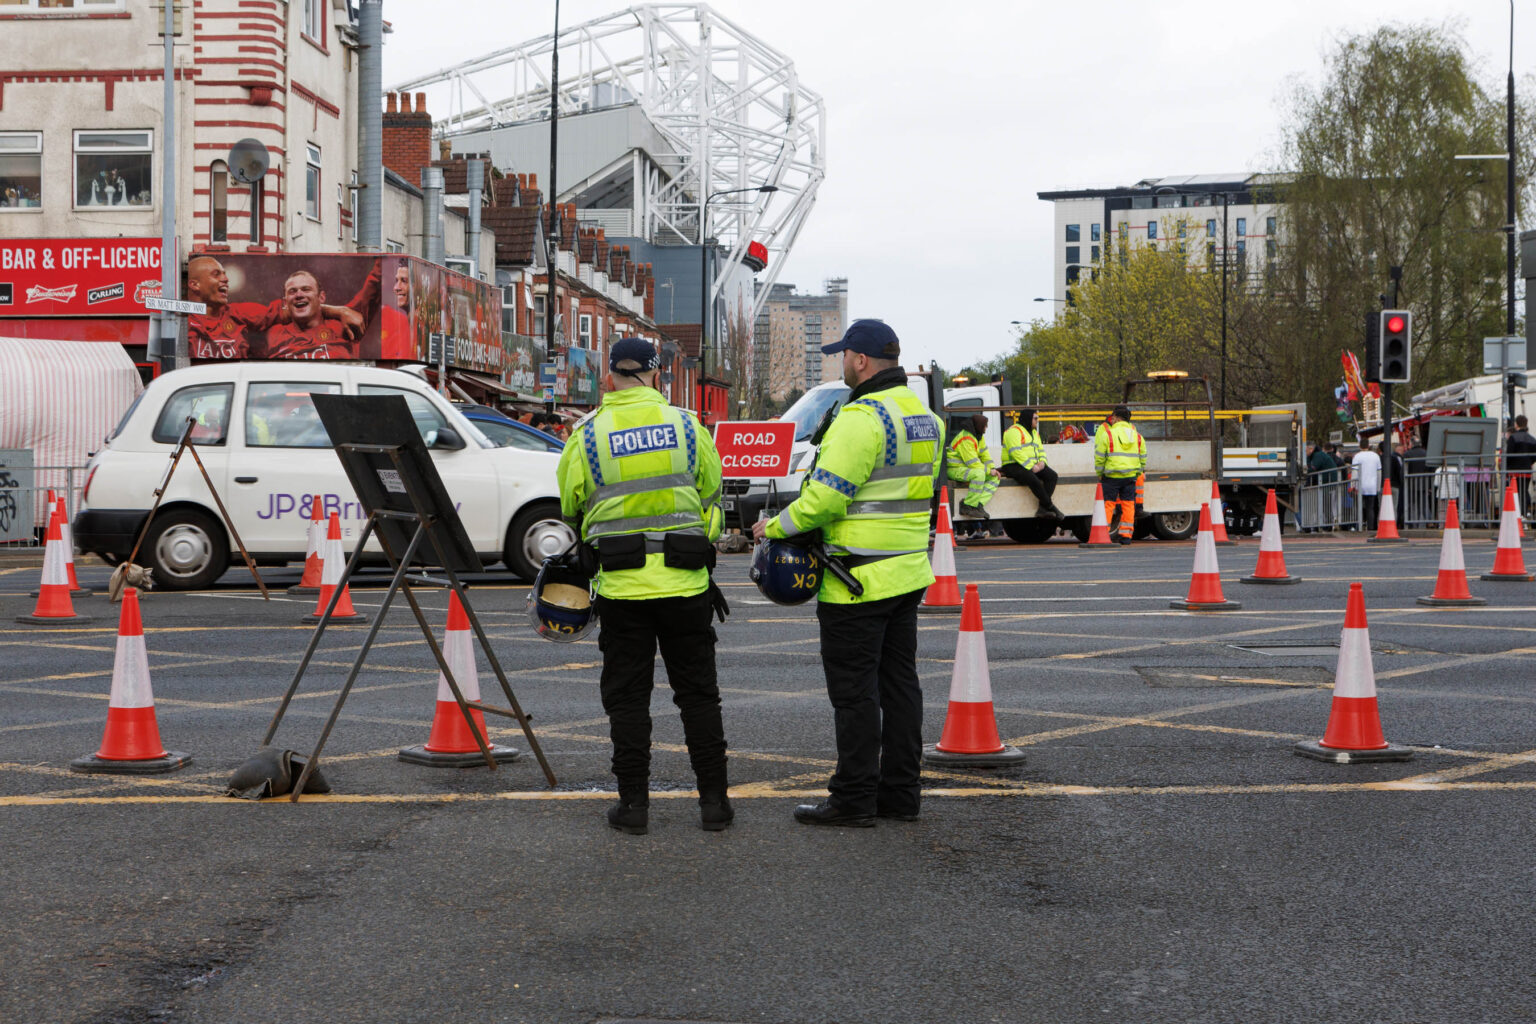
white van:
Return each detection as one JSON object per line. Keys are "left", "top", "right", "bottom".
{"left": 73, "top": 363, "right": 572, "bottom": 589}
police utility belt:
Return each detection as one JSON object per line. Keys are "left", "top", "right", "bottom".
{"left": 585, "top": 531, "right": 716, "bottom": 573}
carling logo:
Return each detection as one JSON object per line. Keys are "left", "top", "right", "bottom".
{"left": 88, "top": 282, "right": 125, "bottom": 305}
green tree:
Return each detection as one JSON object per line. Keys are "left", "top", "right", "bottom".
{"left": 1275, "top": 22, "right": 1535, "bottom": 422}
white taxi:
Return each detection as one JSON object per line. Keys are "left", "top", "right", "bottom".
{"left": 74, "top": 363, "right": 572, "bottom": 589}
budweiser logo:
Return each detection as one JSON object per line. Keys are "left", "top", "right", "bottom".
{"left": 26, "top": 283, "right": 76, "bottom": 304}
{"left": 134, "top": 279, "right": 162, "bottom": 304}
{"left": 88, "top": 282, "right": 125, "bottom": 305}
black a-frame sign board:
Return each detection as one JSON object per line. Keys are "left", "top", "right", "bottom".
{"left": 261, "top": 394, "right": 555, "bottom": 800}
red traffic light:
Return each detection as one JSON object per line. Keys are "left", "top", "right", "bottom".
{"left": 1386, "top": 315, "right": 1406, "bottom": 334}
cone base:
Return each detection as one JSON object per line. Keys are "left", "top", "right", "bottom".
{"left": 1240, "top": 575, "right": 1302, "bottom": 585}
{"left": 16, "top": 612, "right": 93, "bottom": 624}
{"left": 1366, "top": 537, "right": 1409, "bottom": 544}
{"left": 918, "top": 603, "right": 963, "bottom": 614}
{"left": 1293, "top": 740, "right": 1413, "bottom": 764}
{"left": 31, "top": 587, "right": 95, "bottom": 597}
{"left": 1213, "top": 540, "right": 1237, "bottom": 547}
{"left": 398, "top": 744, "right": 520, "bottom": 767}
{"left": 1077, "top": 541, "right": 1118, "bottom": 549}
{"left": 1415, "top": 595, "right": 1487, "bottom": 607}
{"left": 922, "top": 743, "right": 1026, "bottom": 767}
{"left": 286, "top": 585, "right": 321, "bottom": 596}
{"left": 70, "top": 750, "right": 191, "bottom": 775}
{"left": 1168, "top": 599, "right": 1242, "bottom": 611}
{"left": 1480, "top": 572, "right": 1534, "bottom": 581}
{"left": 301, "top": 611, "right": 371, "bottom": 624}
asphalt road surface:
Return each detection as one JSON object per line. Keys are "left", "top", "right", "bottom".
{"left": 4, "top": 532, "right": 1536, "bottom": 1024}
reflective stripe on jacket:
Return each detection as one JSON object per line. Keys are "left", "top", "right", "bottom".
{"left": 1094, "top": 420, "right": 1147, "bottom": 478}
{"left": 1002, "top": 423, "right": 1046, "bottom": 470}
{"left": 767, "top": 382, "right": 943, "bottom": 603}
{"left": 556, "top": 386, "right": 722, "bottom": 599}
{"left": 945, "top": 429, "right": 987, "bottom": 480}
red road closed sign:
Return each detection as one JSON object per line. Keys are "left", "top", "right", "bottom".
{"left": 713, "top": 420, "right": 794, "bottom": 478}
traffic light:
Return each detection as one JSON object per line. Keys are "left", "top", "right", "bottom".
{"left": 1363, "top": 311, "right": 1380, "bottom": 383}
{"left": 1509, "top": 372, "right": 1528, "bottom": 391}
{"left": 1378, "top": 309, "right": 1412, "bottom": 383}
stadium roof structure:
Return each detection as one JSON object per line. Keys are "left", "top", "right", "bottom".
{"left": 390, "top": 3, "right": 826, "bottom": 322}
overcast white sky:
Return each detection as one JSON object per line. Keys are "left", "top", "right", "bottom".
{"left": 384, "top": 0, "right": 1529, "bottom": 373}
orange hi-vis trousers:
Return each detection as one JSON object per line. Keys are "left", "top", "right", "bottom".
{"left": 1103, "top": 476, "right": 1138, "bottom": 539}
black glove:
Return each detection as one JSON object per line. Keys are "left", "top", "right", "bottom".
{"left": 708, "top": 578, "right": 731, "bottom": 622}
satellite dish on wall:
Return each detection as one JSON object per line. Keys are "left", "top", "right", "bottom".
{"left": 228, "top": 138, "right": 270, "bottom": 184}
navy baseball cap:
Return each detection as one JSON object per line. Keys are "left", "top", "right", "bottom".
{"left": 821, "top": 319, "right": 900, "bottom": 358}
{"left": 609, "top": 336, "right": 659, "bottom": 373}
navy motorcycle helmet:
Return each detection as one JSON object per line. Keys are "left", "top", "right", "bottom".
{"left": 750, "top": 537, "right": 823, "bottom": 605}
{"left": 526, "top": 557, "right": 598, "bottom": 642}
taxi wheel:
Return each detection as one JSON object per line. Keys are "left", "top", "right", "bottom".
{"left": 146, "top": 508, "right": 229, "bottom": 590}
{"left": 505, "top": 501, "right": 575, "bottom": 582}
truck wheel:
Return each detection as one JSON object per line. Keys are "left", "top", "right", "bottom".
{"left": 504, "top": 501, "right": 575, "bottom": 582}
{"left": 1151, "top": 510, "right": 1198, "bottom": 541}
{"left": 1002, "top": 518, "right": 1056, "bottom": 544}
{"left": 1067, "top": 516, "right": 1091, "bottom": 544}
{"left": 145, "top": 508, "right": 229, "bottom": 590}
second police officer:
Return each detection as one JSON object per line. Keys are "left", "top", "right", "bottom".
{"left": 556, "top": 338, "right": 731, "bottom": 836}
{"left": 752, "top": 319, "right": 944, "bottom": 827}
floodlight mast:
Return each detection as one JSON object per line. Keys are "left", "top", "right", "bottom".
{"left": 389, "top": 2, "right": 826, "bottom": 325}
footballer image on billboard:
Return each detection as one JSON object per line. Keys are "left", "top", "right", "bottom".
{"left": 184, "top": 253, "right": 382, "bottom": 361}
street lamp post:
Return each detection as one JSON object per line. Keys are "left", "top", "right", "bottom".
{"left": 700, "top": 184, "right": 778, "bottom": 378}
{"left": 657, "top": 280, "right": 674, "bottom": 323}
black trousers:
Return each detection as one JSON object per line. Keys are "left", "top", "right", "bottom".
{"left": 999, "top": 462, "right": 1058, "bottom": 507}
{"left": 594, "top": 590, "right": 726, "bottom": 792}
{"left": 815, "top": 589, "right": 925, "bottom": 817}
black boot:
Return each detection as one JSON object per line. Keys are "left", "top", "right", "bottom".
{"left": 607, "top": 787, "right": 649, "bottom": 835}
{"left": 697, "top": 770, "right": 733, "bottom": 831}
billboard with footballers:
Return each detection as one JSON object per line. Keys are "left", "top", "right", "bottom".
{"left": 185, "top": 253, "right": 505, "bottom": 376}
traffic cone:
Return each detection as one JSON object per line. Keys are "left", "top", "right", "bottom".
{"left": 70, "top": 588, "right": 191, "bottom": 774}
{"left": 1295, "top": 583, "right": 1413, "bottom": 763}
{"left": 1208, "top": 482, "right": 1235, "bottom": 545}
{"left": 923, "top": 584, "right": 1025, "bottom": 767}
{"left": 1078, "top": 482, "right": 1115, "bottom": 548}
{"left": 288, "top": 498, "right": 325, "bottom": 595}
{"left": 1417, "top": 499, "right": 1486, "bottom": 606}
{"left": 1240, "top": 488, "right": 1301, "bottom": 585}
{"left": 400, "top": 591, "right": 521, "bottom": 767}
{"left": 920, "top": 487, "right": 963, "bottom": 614}
{"left": 1367, "top": 479, "right": 1408, "bottom": 543}
{"left": 17, "top": 502, "right": 92, "bottom": 624}
{"left": 302, "top": 513, "right": 369, "bottom": 624}
{"left": 1481, "top": 482, "right": 1533, "bottom": 581}
{"left": 54, "top": 495, "right": 92, "bottom": 595}
{"left": 1170, "top": 502, "right": 1241, "bottom": 610}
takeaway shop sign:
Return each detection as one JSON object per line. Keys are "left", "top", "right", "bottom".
{"left": 0, "top": 238, "right": 162, "bottom": 316}
{"left": 713, "top": 421, "right": 794, "bottom": 478}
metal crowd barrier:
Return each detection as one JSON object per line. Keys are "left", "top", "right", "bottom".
{"left": 0, "top": 465, "right": 85, "bottom": 548}
{"left": 1296, "top": 456, "right": 1534, "bottom": 532}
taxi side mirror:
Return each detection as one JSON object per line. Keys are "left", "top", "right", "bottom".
{"left": 427, "top": 426, "right": 466, "bottom": 451}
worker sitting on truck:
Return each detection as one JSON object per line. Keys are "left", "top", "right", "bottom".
{"left": 946, "top": 413, "right": 998, "bottom": 519}
{"left": 1094, "top": 405, "right": 1147, "bottom": 545}
{"left": 1000, "top": 409, "right": 1063, "bottom": 520}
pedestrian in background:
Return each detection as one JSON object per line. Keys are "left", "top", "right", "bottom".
{"left": 1384, "top": 440, "right": 1406, "bottom": 528}
{"left": 556, "top": 337, "right": 731, "bottom": 835}
{"left": 1504, "top": 415, "right": 1536, "bottom": 520}
{"left": 751, "top": 319, "right": 944, "bottom": 827}
{"left": 1351, "top": 442, "right": 1382, "bottom": 530}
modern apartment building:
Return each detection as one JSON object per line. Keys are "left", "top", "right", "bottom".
{"left": 761, "top": 277, "right": 848, "bottom": 402}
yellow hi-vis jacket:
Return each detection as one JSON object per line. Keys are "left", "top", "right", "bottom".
{"left": 1094, "top": 420, "right": 1147, "bottom": 478}
{"left": 1002, "top": 423, "right": 1046, "bottom": 471}
{"left": 945, "top": 429, "right": 991, "bottom": 482}
{"left": 557, "top": 386, "right": 722, "bottom": 600}
{"left": 766, "top": 382, "right": 944, "bottom": 603}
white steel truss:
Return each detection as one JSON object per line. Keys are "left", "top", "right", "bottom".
{"left": 389, "top": 2, "right": 826, "bottom": 323}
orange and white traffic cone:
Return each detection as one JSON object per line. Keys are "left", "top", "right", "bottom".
{"left": 302, "top": 512, "right": 369, "bottom": 624}
{"left": 1241, "top": 488, "right": 1301, "bottom": 585}
{"left": 288, "top": 498, "right": 326, "bottom": 595}
{"left": 1481, "top": 482, "right": 1533, "bottom": 581}
{"left": 921, "top": 487, "right": 963, "bottom": 614}
{"left": 923, "top": 584, "right": 1025, "bottom": 767}
{"left": 70, "top": 587, "right": 191, "bottom": 774}
{"left": 1295, "top": 583, "right": 1413, "bottom": 763}
{"left": 400, "top": 591, "right": 520, "bottom": 767}
{"left": 17, "top": 502, "right": 92, "bottom": 624}
{"left": 53, "top": 495, "right": 92, "bottom": 595}
{"left": 1078, "top": 482, "right": 1116, "bottom": 548}
{"left": 1367, "top": 479, "right": 1408, "bottom": 544}
{"left": 1208, "top": 481, "right": 1235, "bottom": 545}
{"left": 1170, "top": 502, "right": 1241, "bottom": 610}
{"left": 1417, "top": 499, "right": 1486, "bottom": 607}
